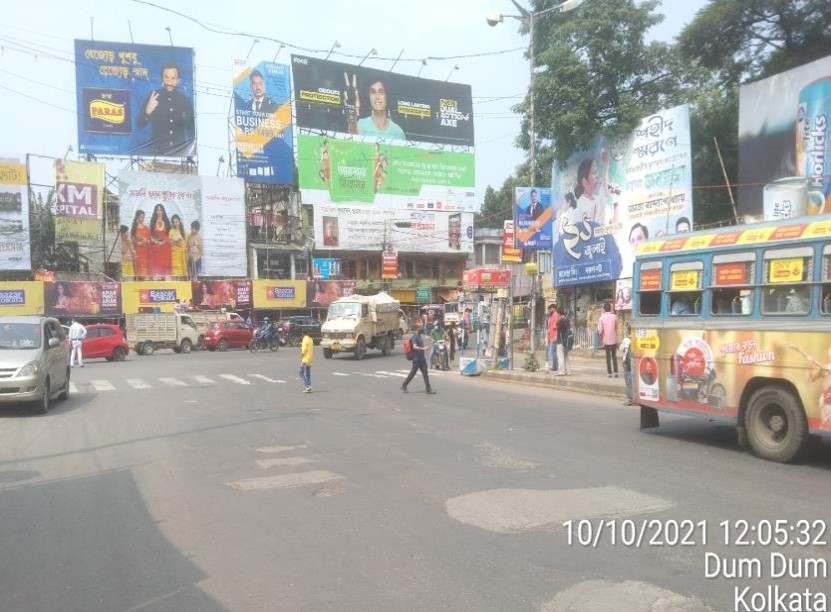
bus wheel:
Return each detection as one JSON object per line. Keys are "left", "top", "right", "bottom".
{"left": 745, "top": 387, "right": 808, "bottom": 463}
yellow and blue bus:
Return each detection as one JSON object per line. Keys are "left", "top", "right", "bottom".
{"left": 632, "top": 215, "right": 831, "bottom": 462}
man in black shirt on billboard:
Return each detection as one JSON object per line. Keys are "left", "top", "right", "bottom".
{"left": 137, "top": 63, "right": 195, "bottom": 156}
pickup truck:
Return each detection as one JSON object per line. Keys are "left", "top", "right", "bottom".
{"left": 126, "top": 313, "right": 201, "bottom": 356}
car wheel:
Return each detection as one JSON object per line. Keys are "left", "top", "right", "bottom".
{"left": 323, "top": 348, "right": 333, "bottom": 359}
{"left": 58, "top": 368, "right": 70, "bottom": 401}
{"left": 218, "top": 339, "right": 229, "bottom": 352}
{"left": 142, "top": 342, "right": 155, "bottom": 356}
{"left": 34, "top": 379, "right": 50, "bottom": 414}
{"left": 180, "top": 339, "right": 192, "bottom": 354}
{"left": 112, "top": 347, "right": 127, "bottom": 362}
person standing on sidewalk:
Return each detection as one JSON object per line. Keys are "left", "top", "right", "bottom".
{"left": 299, "top": 331, "right": 313, "bottom": 393}
{"left": 597, "top": 301, "right": 619, "bottom": 378}
{"left": 401, "top": 322, "right": 436, "bottom": 394}
{"left": 546, "top": 304, "right": 559, "bottom": 373}
{"left": 620, "top": 325, "right": 636, "bottom": 405}
{"left": 556, "top": 306, "right": 572, "bottom": 376}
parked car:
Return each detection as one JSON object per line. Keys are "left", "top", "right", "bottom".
{"left": 203, "top": 320, "right": 253, "bottom": 351}
{"left": 277, "top": 316, "right": 322, "bottom": 346}
{"left": 0, "top": 316, "right": 71, "bottom": 414}
{"left": 82, "top": 323, "right": 129, "bottom": 362}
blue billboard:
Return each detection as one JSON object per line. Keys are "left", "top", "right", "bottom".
{"left": 513, "top": 187, "right": 553, "bottom": 250}
{"left": 312, "top": 258, "right": 341, "bottom": 280}
{"left": 74, "top": 40, "right": 196, "bottom": 157}
{"left": 233, "top": 60, "right": 294, "bottom": 184}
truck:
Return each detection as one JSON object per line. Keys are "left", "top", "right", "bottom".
{"left": 188, "top": 310, "right": 244, "bottom": 349}
{"left": 320, "top": 292, "right": 401, "bottom": 360}
{"left": 126, "top": 313, "right": 201, "bottom": 356}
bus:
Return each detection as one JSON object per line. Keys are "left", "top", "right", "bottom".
{"left": 632, "top": 214, "right": 831, "bottom": 463}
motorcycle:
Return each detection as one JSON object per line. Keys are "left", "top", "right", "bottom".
{"left": 432, "top": 338, "right": 450, "bottom": 371}
{"left": 249, "top": 324, "right": 280, "bottom": 352}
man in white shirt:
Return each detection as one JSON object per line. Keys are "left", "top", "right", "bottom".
{"left": 68, "top": 319, "right": 87, "bottom": 368}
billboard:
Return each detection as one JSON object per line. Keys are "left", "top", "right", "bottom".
{"left": 314, "top": 206, "right": 474, "bottom": 253}
{"left": 0, "top": 282, "right": 44, "bottom": 316}
{"left": 54, "top": 159, "right": 104, "bottom": 242}
{"left": 191, "top": 280, "right": 252, "bottom": 310}
{"left": 118, "top": 172, "right": 247, "bottom": 279}
{"left": 74, "top": 40, "right": 196, "bottom": 157}
{"left": 252, "top": 280, "right": 307, "bottom": 309}
{"left": 738, "top": 55, "right": 831, "bottom": 220}
{"left": 501, "top": 220, "right": 522, "bottom": 263}
{"left": 232, "top": 59, "right": 294, "bottom": 183}
{"left": 121, "top": 280, "right": 193, "bottom": 313}
{"left": 513, "top": 187, "right": 553, "bottom": 249}
{"left": 308, "top": 280, "right": 356, "bottom": 308}
{"left": 0, "top": 160, "right": 31, "bottom": 271}
{"left": 44, "top": 281, "right": 121, "bottom": 317}
{"left": 291, "top": 54, "right": 475, "bottom": 210}
{"left": 551, "top": 103, "right": 693, "bottom": 286}
{"left": 381, "top": 250, "right": 398, "bottom": 279}
{"left": 312, "top": 258, "right": 341, "bottom": 280}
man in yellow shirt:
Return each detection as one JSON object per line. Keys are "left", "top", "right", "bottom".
{"left": 300, "top": 332, "right": 313, "bottom": 393}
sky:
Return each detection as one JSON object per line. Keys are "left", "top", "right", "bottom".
{"left": 1, "top": 0, "right": 708, "bottom": 202}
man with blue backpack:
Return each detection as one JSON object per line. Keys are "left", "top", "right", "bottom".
{"left": 401, "top": 321, "right": 436, "bottom": 394}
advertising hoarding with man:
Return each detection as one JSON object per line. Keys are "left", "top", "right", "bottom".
{"left": 75, "top": 40, "right": 196, "bottom": 157}
{"left": 291, "top": 55, "right": 475, "bottom": 211}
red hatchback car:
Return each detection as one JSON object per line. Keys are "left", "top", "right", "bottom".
{"left": 82, "top": 323, "right": 129, "bottom": 361}
{"left": 204, "top": 320, "right": 253, "bottom": 351}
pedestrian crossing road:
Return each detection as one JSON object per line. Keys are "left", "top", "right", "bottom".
{"left": 68, "top": 368, "right": 449, "bottom": 394}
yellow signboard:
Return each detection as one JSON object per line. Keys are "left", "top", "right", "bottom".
{"left": 737, "top": 227, "right": 775, "bottom": 244}
{"left": 769, "top": 258, "right": 803, "bottom": 283}
{"left": 121, "top": 281, "right": 193, "bottom": 314}
{"left": 0, "top": 282, "right": 44, "bottom": 316}
{"left": 670, "top": 270, "right": 699, "bottom": 291}
{"left": 252, "top": 280, "right": 307, "bottom": 309}
{"left": 636, "top": 241, "right": 664, "bottom": 255}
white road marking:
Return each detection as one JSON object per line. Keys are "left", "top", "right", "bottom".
{"left": 376, "top": 370, "right": 406, "bottom": 378}
{"left": 255, "top": 444, "right": 308, "bottom": 454}
{"left": 126, "top": 378, "right": 152, "bottom": 390}
{"left": 159, "top": 377, "right": 188, "bottom": 387}
{"left": 90, "top": 379, "right": 116, "bottom": 391}
{"left": 357, "top": 372, "right": 387, "bottom": 379}
{"left": 249, "top": 373, "right": 285, "bottom": 383}
{"left": 332, "top": 372, "right": 350, "bottom": 377}
{"left": 192, "top": 375, "right": 215, "bottom": 384}
{"left": 219, "top": 374, "right": 250, "bottom": 385}
{"left": 226, "top": 470, "right": 343, "bottom": 491}
{"left": 256, "top": 457, "right": 313, "bottom": 469}
{"left": 69, "top": 382, "right": 78, "bottom": 394}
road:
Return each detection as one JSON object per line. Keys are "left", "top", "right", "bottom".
{"left": 1, "top": 345, "right": 830, "bottom": 612}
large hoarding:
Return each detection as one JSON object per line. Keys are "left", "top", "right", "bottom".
{"left": 233, "top": 59, "right": 294, "bottom": 184}
{"left": 44, "top": 281, "right": 121, "bottom": 317}
{"left": 738, "top": 55, "right": 831, "bottom": 220}
{"left": 0, "top": 282, "right": 44, "bottom": 316}
{"left": 54, "top": 159, "right": 104, "bottom": 243}
{"left": 313, "top": 206, "right": 473, "bottom": 253}
{"left": 0, "top": 160, "right": 31, "bottom": 271}
{"left": 291, "top": 54, "right": 474, "bottom": 210}
{"left": 551, "top": 103, "right": 693, "bottom": 286}
{"left": 74, "top": 40, "right": 196, "bottom": 157}
{"left": 118, "top": 172, "right": 247, "bottom": 279}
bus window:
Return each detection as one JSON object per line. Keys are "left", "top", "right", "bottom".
{"left": 711, "top": 253, "right": 755, "bottom": 316}
{"left": 762, "top": 246, "right": 813, "bottom": 315}
{"left": 637, "top": 261, "right": 662, "bottom": 316}
{"left": 821, "top": 245, "right": 831, "bottom": 314}
{"left": 668, "top": 261, "right": 703, "bottom": 316}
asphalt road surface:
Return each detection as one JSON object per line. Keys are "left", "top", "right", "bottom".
{"left": 1, "top": 345, "right": 830, "bottom": 611}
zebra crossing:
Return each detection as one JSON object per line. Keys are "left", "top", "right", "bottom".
{"left": 68, "top": 368, "right": 449, "bottom": 394}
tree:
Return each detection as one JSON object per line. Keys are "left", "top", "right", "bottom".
{"left": 475, "top": 176, "right": 522, "bottom": 229}
{"left": 519, "top": 0, "right": 684, "bottom": 176}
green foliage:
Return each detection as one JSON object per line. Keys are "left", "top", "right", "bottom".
{"left": 522, "top": 352, "right": 541, "bottom": 372}
{"left": 475, "top": 176, "right": 521, "bottom": 229}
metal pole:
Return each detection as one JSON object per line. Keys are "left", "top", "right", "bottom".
{"left": 713, "top": 136, "right": 739, "bottom": 223}
{"left": 528, "top": 12, "right": 537, "bottom": 355}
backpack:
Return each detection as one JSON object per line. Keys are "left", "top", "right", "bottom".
{"left": 403, "top": 337, "right": 413, "bottom": 360}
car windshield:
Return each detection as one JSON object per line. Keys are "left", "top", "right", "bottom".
{"left": 327, "top": 302, "right": 361, "bottom": 320}
{"left": 0, "top": 323, "right": 42, "bottom": 349}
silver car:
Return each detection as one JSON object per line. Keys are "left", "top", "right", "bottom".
{"left": 0, "top": 316, "right": 71, "bottom": 414}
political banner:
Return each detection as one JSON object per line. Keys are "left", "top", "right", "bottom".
{"left": 551, "top": 103, "right": 693, "bottom": 287}
{"left": 502, "top": 220, "right": 521, "bottom": 263}
{"left": 75, "top": 40, "right": 196, "bottom": 157}
{"left": 513, "top": 187, "right": 553, "bottom": 250}
{"left": 0, "top": 160, "right": 31, "bottom": 271}
{"left": 738, "top": 55, "right": 831, "bottom": 220}
{"left": 314, "top": 206, "right": 474, "bottom": 253}
{"left": 118, "top": 171, "right": 247, "bottom": 279}
{"left": 232, "top": 59, "right": 293, "bottom": 184}
{"left": 291, "top": 54, "right": 474, "bottom": 210}
{"left": 54, "top": 159, "right": 104, "bottom": 243}
{"left": 44, "top": 281, "right": 121, "bottom": 317}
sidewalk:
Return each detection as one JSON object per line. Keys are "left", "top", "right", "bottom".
{"left": 474, "top": 348, "right": 629, "bottom": 400}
